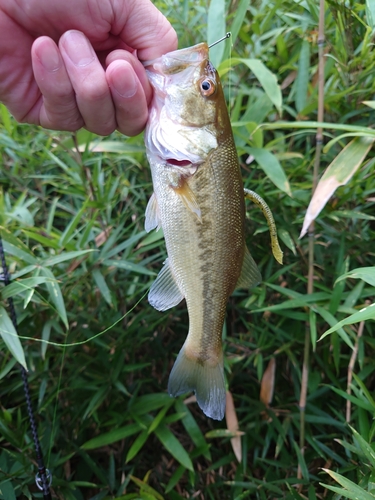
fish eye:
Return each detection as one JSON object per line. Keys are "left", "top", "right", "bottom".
{"left": 200, "top": 78, "right": 216, "bottom": 96}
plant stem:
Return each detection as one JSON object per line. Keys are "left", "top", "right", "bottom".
{"left": 346, "top": 319, "right": 365, "bottom": 422}
{"left": 298, "top": 0, "right": 325, "bottom": 481}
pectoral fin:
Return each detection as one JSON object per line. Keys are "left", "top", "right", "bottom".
{"left": 173, "top": 182, "right": 202, "bottom": 222}
{"left": 145, "top": 192, "right": 161, "bottom": 233}
{"left": 148, "top": 258, "right": 184, "bottom": 311}
{"left": 236, "top": 246, "right": 262, "bottom": 289}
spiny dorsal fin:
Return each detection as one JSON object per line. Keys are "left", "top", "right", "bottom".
{"left": 148, "top": 258, "right": 184, "bottom": 311}
{"left": 145, "top": 192, "right": 161, "bottom": 233}
{"left": 236, "top": 246, "right": 262, "bottom": 289}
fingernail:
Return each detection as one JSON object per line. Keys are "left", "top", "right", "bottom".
{"left": 63, "top": 30, "right": 95, "bottom": 67}
{"left": 39, "top": 43, "right": 61, "bottom": 72}
{"left": 112, "top": 65, "right": 138, "bottom": 98}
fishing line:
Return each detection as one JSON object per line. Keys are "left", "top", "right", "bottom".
{"left": 228, "top": 33, "right": 233, "bottom": 116}
{"left": 0, "top": 235, "right": 52, "bottom": 499}
{"left": 44, "top": 288, "right": 148, "bottom": 469}
{"left": 47, "top": 332, "right": 67, "bottom": 469}
{"left": 1, "top": 238, "right": 149, "bottom": 489}
{"left": 0, "top": 289, "right": 149, "bottom": 347}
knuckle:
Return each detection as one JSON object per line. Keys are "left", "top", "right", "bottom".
{"left": 86, "top": 121, "right": 116, "bottom": 136}
{"left": 77, "top": 78, "right": 110, "bottom": 103}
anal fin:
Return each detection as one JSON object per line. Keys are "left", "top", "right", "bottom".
{"left": 236, "top": 246, "right": 262, "bottom": 289}
{"left": 148, "top": 258, "right": 184, "bottom": 311}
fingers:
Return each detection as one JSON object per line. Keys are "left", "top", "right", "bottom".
{"left": 33, "top": 31, "right": 117, "bottom": 135}
{"left": 32, "top": 32, "right": 151, "bottom": 136}
{"left": 58, "top": 31, "right": 116, "bottom": 135}
{"left": 106, "top": 50, "right": 151, "bottom": 136}
{"left": 32, "top": 36, "right": 84, "bottom": 131}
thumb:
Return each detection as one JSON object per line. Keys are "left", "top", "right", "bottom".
{"left": 116, "top": 0, "right": 177, "bottom": 61}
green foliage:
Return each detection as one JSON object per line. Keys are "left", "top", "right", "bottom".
{"left": 1, "top": 0, "right": 375, "bottom": 499}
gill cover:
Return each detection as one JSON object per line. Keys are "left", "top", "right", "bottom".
{"left": 144, "top": 43, "right": 219, "bottom": 166}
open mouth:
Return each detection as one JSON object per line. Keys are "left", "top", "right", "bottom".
{"left": 167, "top": 159, "right": 192, "bottom": 167}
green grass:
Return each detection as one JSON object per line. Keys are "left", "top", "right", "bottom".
{"left": 1, "top": 0, "right": 375, "bottom": 498}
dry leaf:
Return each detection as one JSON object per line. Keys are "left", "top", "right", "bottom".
{"left": 226, "top": 391, "right": 242, "bottom": 462}
{"left": 300, "top": 137, "right": 374, "bottom": 238}
{"left": 95, "top": 226, "right": 113, "bottom": 247}
{"left": 260, "top": 358, "right": 276, "bottom": 406}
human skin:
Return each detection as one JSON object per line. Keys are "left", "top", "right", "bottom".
{"left": 0, "top": 0, "right": 177, "bottom": 136}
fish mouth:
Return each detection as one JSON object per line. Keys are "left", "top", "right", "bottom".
{"left": 166, "top": 159, "right": 192, "bottom": 167}
{"left": 166, "top": 158, "right": 199, "bottom": 176}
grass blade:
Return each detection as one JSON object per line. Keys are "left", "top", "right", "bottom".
{"left": 0, "top": 305, "right": 27, "bottom": 369}
{"left": 154, "top": 423, "right": 194, "bottom": 471}
{"left": 246, "top": 147, "right": 291, "bottom": 196}
{"left": 207, "top": 0, "right": 226, "bottom": 68}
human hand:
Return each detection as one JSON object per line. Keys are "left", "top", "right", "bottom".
{"left": 0, "top": 0, "right": 177, "bottom": 136}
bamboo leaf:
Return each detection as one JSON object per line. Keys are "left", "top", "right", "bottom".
{"left": 77, "top": 140, "right": 145, "bottom": 153}
{"left": 40, "top": 267, "right": 68, "bottom": 329}
{"left": 300, "top": 137, "right": 374, "bottom": 237}
{"left": 363, "top": 100, "right": 375, "bottom": 109}
{"left": 92, "top": 269, "right": 113, "bottom": 307}
{"left": 293, "top": 439, "right": 309, "bottom": 479}
{"left": 103, "top": 259, "right": 156, "bottom": 276}
{"left": 321, "top": 469, "right": 375, "bottom": 499}
{"left": 257, "top": 121, "right": 375, "bottom": 136}
{"left": 223, "top": 0, "right": 251, "bottom": 60}
{"left": 320, "top": 303, "right": 375, "bottom": 338}
{"left": 336, "top": 267, "right": 375, "bottom": 287}
{"left": 154, "top": 423, "right": 194, "bottom": 471}
{"left": 366, "top": 0, "right": 375, "bottom": 27}
{"left": 206, "top": 429, "right": 245, "bottom": 438}
{"left": 350, "top": 426, "right": 375, "bottom": 468}
{"left": 246, "top": 147, "right": 291, "bottom": 196}
{"left": 42, "top": 249, "right": 94, "bottom": 267}
{"left": 0, "top": 305, "right": 27, "bottom": 369}
{"left": 175, "top": 400, "right": 210, "bottom": 460}
{"left": 0, "top": 480, "right": 16, "bottom": 500}
{"left": 81, "top": 423, "right": 141, "bottom": 449}
{"left": 126, "top": 431, "right": 148, "bottom": 463}
{"left": 0, "top": 238, "right": 36, "bottom": 265}
{"left": 1, "top": 277, "right": 55, "bottom": 299}
{"left": 295, "top": 39, "right": 310, "bottom": 113}
{"left": 129, "top": 475, "right": 164, "bottom": 500}
{"left": 231, "top": 58, "right": 282, "bottom": 115}
{"left": 207, "top": 0, "right": 226, "bottom": 68}
{"left": 59, "top": 199, "right": 90, "bottom": 246}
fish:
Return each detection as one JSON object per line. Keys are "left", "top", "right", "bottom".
{"left": 143, "top": 42, "right": 264, "bottom": 420}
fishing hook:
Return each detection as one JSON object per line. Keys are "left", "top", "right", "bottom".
{"left": 208, "top": 32, "right": 231, "bottom": 48}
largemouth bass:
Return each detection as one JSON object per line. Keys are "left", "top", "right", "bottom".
{"left": 144, "top": 43, "right": 262, "bottom": 421}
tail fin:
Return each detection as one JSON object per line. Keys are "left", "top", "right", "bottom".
{"left": 167, "top": 345, "right": 226, "bottom": 420}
